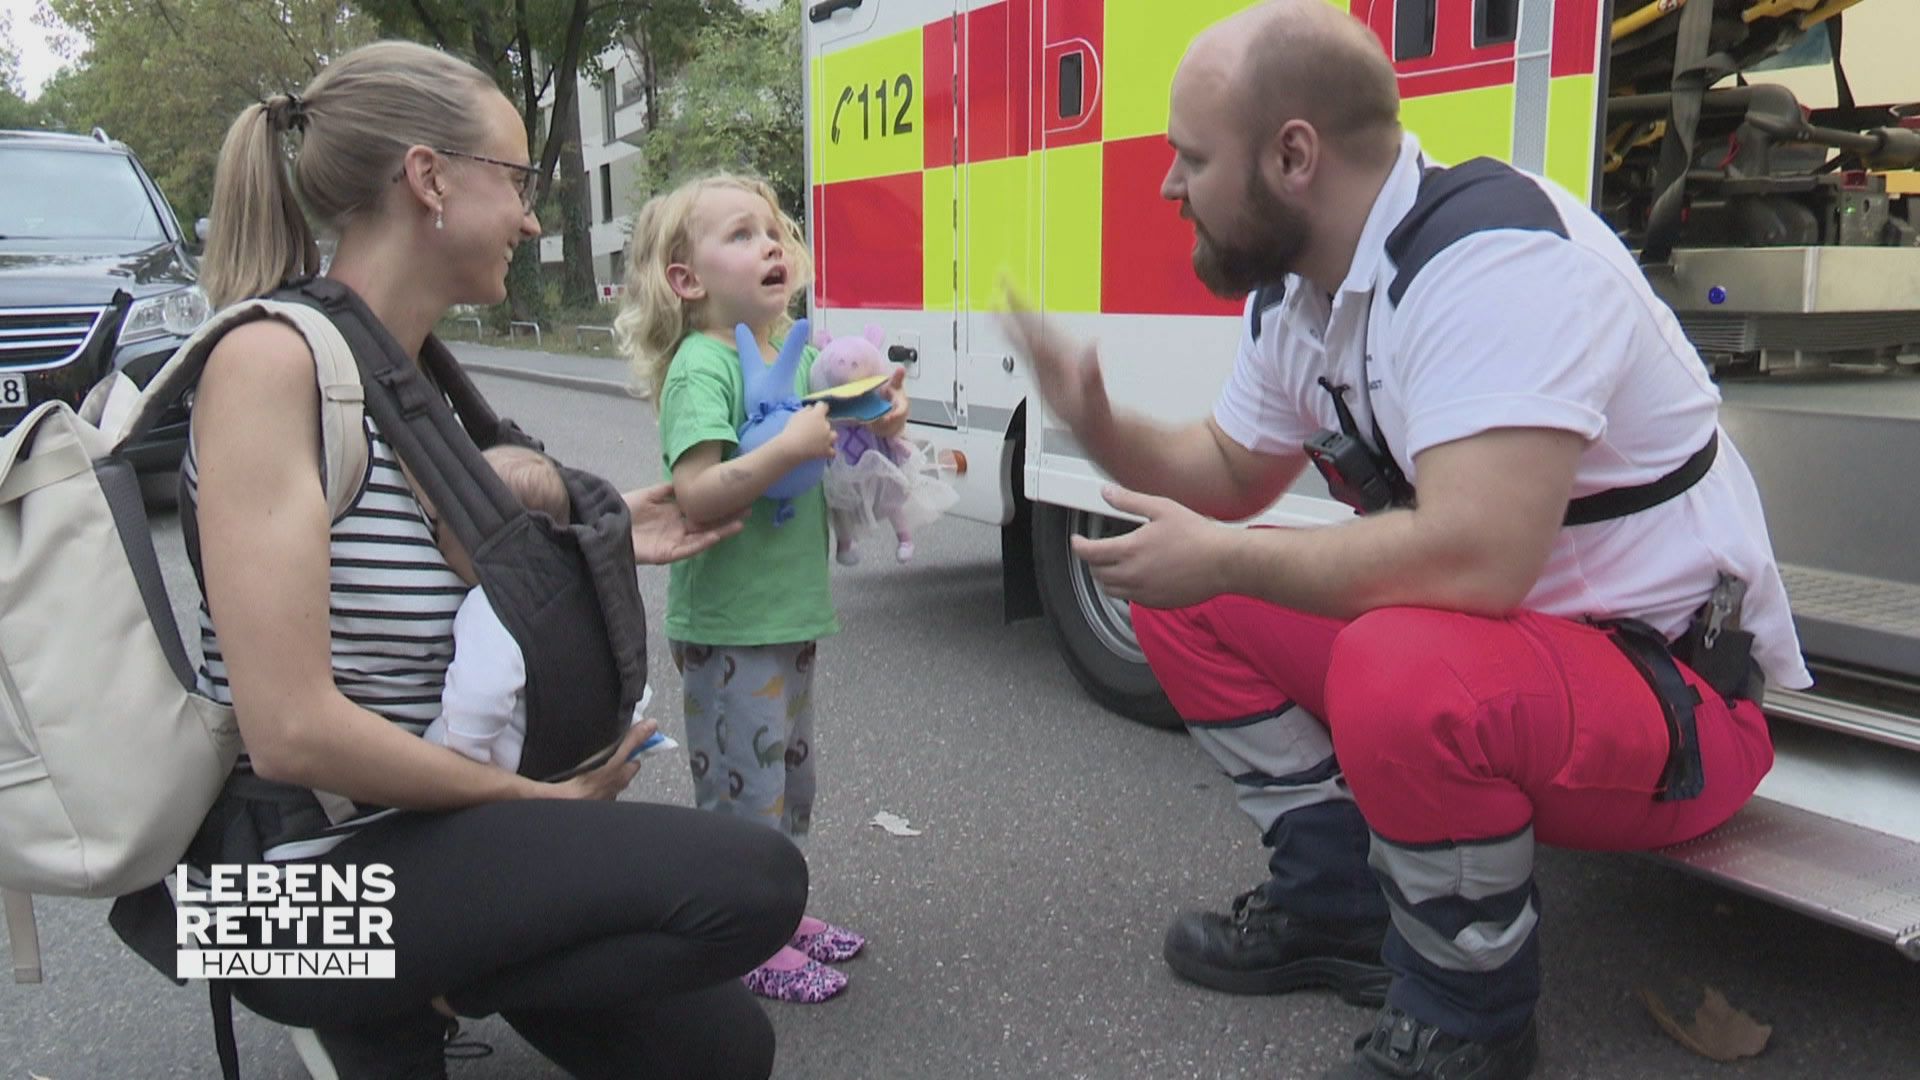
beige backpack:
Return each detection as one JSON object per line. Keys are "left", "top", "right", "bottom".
{"left": 0, "top": 299, "right": 367, "bottom": 983}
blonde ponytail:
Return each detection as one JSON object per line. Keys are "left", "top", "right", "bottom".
{"left": 199, "top": 41, "right": 499, "bottom": 308}
{"left": 201, "top": 97, "right": 320, "bottom": 308}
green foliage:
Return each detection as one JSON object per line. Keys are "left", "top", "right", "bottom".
{"left": 41, "top": 1, "right": 374, "bottom": 224}
{"left": 0, "top": 85, "right": 45, "bottom": 131}
{"left": 637, "top": 0, "right": 805, "bottom": 219}
{"left": 0, "top": 10, "right": 54, "bottom": 130}
{"left": 355, "top": 0, "right": 747, "bottom": 315}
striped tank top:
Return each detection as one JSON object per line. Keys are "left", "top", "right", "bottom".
{"left": 184, "top": 414, "right": 468, "bottom": 856}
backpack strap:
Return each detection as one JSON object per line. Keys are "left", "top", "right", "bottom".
{"left": 1384, "top": 158, "right": 1567, "bottom": 307}
{"left": 1248, "top": 282, "right": 1287, "bottom": 343}
{"left": 155, "top": 301, "right": 371, "bottom": 827}
{"left": 3, "top": 888, "right": 40, "bottom": 984}
{"left": 95, "top": 299, "right": 369, "bottom": 522}
{"left": 265, "top": 300, "right": 371, "bottom": 524}
{"left": 209, "top": 980, "right": 242, "bottom": 1080}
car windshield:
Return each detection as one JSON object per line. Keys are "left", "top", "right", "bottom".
{"left": 0, "top": 147, "right": 168, "bottom": 241}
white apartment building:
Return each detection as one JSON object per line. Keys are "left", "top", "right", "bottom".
{"left": 538, "top": 3, "right": 785, "bottom": 297}
{"left": 539, "top": 44, "right": 647, "bottom": 298}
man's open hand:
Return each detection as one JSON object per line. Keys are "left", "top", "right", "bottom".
{"left": 999, "top": 283, "right": 1114, "bottom": 443}
{"left": 1071, "top": 486, "right": 1228, "bottom": 610}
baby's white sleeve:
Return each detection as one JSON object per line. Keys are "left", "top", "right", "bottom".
{"left": 436, "top": 590, "right": 526, "bottom": 763}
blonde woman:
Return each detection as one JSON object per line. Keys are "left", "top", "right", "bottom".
{"left": 180, "top": 41, "right": 804, "bottom": 1079}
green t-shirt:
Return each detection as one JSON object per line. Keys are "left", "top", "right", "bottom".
{"left": 658, "top": 330, "right": 838, "bottom": 646}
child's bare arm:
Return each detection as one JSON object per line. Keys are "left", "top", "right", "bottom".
{"left": 672, "top": 403, "right": 836, "bottom": 526}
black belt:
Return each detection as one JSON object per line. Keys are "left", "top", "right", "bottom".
{"left": 1601, "top": 618, "right": 1708, "bottom": 803}
{"left": 1595, "top": 571, "right": 1763, "bottom": 804}
{"left": 1563, "top": 433, "right": 1717, "bottom": 526}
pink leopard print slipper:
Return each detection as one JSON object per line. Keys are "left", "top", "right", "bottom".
{"left": 792, "top": 921, "right": 866, "bottom": 964}
{"left": 743, "top": 957, "right": 848, "bottom": 1004}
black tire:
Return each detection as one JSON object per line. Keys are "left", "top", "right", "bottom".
{"left": 1032, "top": 501, "right": 1182, "bottom": 729}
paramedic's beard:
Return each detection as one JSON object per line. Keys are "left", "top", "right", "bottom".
{"left": 1189, "top": 180, "right": 1310, "bottom": 299}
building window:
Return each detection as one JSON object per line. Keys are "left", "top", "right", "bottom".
{"left": 600, "top": 163, "right": 613, "bottom": 224}
{"left": 601, "top": 81, "right": 616, "bottom": 144}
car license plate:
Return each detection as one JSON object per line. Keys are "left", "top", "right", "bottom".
{"left": 0, "top": 372, "right": 27, "bottom": 412}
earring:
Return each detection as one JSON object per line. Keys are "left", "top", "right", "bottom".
{"left": 434, "top": 207, "right": 444, "bottom": 230}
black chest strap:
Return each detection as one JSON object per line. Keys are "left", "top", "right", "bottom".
{"left": 1311, "top": 153, "right": 1716, "bottom": 525}
{"left": 1562, "top": 434, "right": 1717, "bottom": 526}
{"left": 1316, "top": 375, "right": 1718, "bottom": 526}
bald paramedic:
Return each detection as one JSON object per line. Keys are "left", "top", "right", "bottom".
{"left": 1003, "top": 2, "right": 1808, "bottom": 1077}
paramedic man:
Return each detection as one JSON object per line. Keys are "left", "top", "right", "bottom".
{"left": 1002, "top": 2, "right": 1807, "bottom": 1077}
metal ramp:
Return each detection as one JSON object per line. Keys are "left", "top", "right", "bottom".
{"left": 1718, "top": 378, "right": 1920, "bottom": 680}
{"left": 1652, "top": 797, "right": 1920, "bottom": 959}
{"left": 1780, "top": 566, "right": 1920, "bottom": 686}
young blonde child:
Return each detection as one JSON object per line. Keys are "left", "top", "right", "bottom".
{"left": 616, "top": 174, "right": 905, "bottom": 1004}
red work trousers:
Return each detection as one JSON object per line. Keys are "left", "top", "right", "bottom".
{"left": 1132, "top": 598, "right": 1772, "bottom": 850}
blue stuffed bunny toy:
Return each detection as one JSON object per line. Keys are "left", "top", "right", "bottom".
{"left": 733, "top": 319, "right": 826, "bottom": 525}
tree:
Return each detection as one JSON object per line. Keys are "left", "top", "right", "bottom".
{"left": 550, "top": 72, "right": 597, "bottom": 311}
{"left": 637, "top": 0, "right": 804, "bottom": 220}
{"left": 358, "top": 0, "right": 742, "bottom": 315}
{"left": 42, "top": 1, "right": 374, "bottom": 224}
{"left": 0, "top": 10, "right": 52, "bottom": 129}
{"left": 614, "top": 0, "right": 742, "bottom": 139}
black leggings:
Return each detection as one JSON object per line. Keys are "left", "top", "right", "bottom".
{"left": 231, "top": 799, "right": 807, "bottom": 1079}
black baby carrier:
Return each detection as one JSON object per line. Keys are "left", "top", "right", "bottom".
{"left": 275, "top": 276, "right": 650, "bottom": 782}
{"left": 184, "top": 276, "right": 651, "bottom": 794}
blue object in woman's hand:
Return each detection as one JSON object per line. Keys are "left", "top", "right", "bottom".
{"left": 627, "top": 731, "right": 680, "bottom": 762}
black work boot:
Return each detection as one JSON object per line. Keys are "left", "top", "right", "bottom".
{"left": 1325, "top": 1006, "right": 1538, "bottom": 1079}
{"left": 1162, "top": 887, "right": 1390, "bottom": 1005}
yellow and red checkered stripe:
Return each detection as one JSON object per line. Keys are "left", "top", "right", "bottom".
{"left": 810, "top": 0, "right": 1605, "bottom": 316}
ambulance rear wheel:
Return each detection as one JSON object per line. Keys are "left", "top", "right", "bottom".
{"left": 1033, "top": 503, "right": 1182, "bottom": 730}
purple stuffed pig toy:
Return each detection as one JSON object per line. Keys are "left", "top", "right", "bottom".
{"left": 807, "top": 326, "right": 921, "bottom": 563}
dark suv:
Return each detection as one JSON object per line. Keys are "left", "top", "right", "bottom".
{"left": 0, "top": 129, "right": 209, "bottom": 492}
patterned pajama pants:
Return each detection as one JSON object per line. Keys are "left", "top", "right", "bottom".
{"left": 669, "top": 640, "right": 819, "bottom": 841}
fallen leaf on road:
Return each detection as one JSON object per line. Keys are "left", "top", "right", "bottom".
{"left": 1639, "top": 984, "right": 1771, "bottom": 1061}
{"left": 871, "top": 811, "right": 922, "bottom": 837}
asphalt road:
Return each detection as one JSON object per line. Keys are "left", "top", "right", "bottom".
{"left": 3, "top": 349, "right": 1916, "bottom": 1079}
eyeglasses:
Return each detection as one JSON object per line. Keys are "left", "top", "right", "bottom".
{"left": 391, "top": 147, "right": 542, "bottom": 213}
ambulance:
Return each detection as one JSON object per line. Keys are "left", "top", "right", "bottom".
{"left": 803, "top": 0, "right": 1920, "bottom": 953}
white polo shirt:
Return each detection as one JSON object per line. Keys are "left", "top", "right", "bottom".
{"left": 1213, "top": 132, "right": 1811, "bottom": 690}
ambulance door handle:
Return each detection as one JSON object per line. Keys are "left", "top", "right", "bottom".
{"left": 809, "top": 0, "right": 864, "bottom": 23}
{"left": 888, "top": 345, "right": 918, "bottom": 365}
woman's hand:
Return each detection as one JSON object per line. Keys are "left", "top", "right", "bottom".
{"left": 547, "top": 718, "right": 657, "bottom": 801}
{"left": 623, "top": 482, "right": 746, "bottom": 564}
{"left": 869, "top": 367, "right": 910, "bottom": 439}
